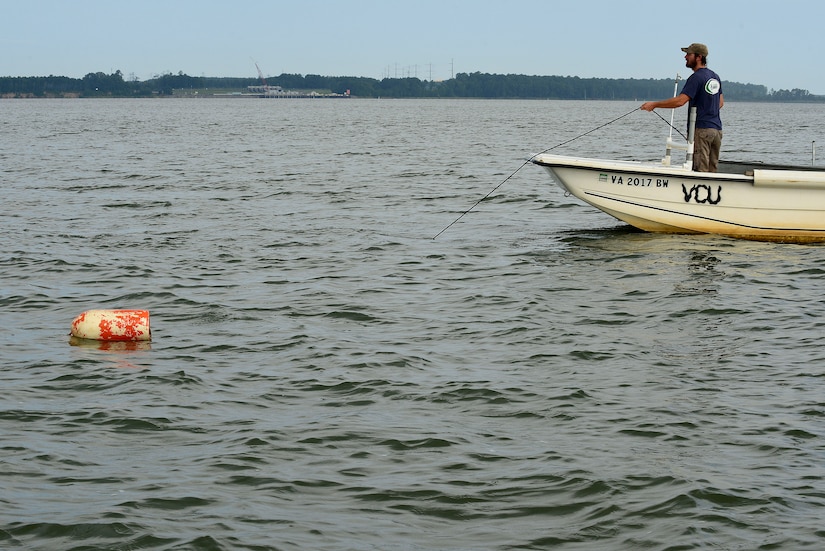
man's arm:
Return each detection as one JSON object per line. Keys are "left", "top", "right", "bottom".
{"left": 640, "top": 93, "right": 690, "bottom": 112}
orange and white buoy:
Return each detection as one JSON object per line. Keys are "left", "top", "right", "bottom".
{"left": 70, "top": 309, "right": 151, "bottom": 342}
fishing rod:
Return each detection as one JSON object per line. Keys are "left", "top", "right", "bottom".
{"left": 432, "top": 106, "right": 641, "bottom": 240}
{"left": 658, "top": 73, "right": 688, "bottom": 166}
{"left": 668, "top": 73, "right": 682, "bottom": 142}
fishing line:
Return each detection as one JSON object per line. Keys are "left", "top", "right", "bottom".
{"left": 432, "top": 106, "right": 641, "bottom": 240}
{"left": 651, "top": 109, "right": 688, "bottom": 140}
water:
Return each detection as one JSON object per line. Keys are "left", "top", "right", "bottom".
{"left": 2, "top": 98, "right": 825, "bottom": 550}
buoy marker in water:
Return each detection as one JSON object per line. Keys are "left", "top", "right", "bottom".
{"left": 70, "top": 309, "right": 151, "bottom": 342}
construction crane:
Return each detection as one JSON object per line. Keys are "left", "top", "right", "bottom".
{"left": 255, "top": 63, "right": 267, "bottom": 87}
{"left": 250, "top": 60, "right": 283, "bottom": 96}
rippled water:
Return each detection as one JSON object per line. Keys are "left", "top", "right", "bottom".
{"left": 2, "top": 98, "right": 825, "bottom": 550}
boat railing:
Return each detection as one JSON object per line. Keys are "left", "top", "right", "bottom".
{"left": 662, "top": 107, "right": 697, "bottom": 169}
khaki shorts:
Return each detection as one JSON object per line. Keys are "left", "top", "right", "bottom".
{"left": 693, "top": 128, "right": 723, "bottom": 172}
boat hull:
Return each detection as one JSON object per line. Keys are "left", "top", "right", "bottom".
{"left": 532, "top": 154, "right": 825, "bottom": 243}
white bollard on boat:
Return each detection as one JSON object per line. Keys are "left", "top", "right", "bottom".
{"left": 70, "top": 309, "right": 151, "bottom": 342}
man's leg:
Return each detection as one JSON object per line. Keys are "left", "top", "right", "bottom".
{"left": 693, "top": 129, "right": 711, "bottom": 172}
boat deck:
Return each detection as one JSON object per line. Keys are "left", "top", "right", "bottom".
{"left": 719, "top": 160, "right": 825, "bottom": 176}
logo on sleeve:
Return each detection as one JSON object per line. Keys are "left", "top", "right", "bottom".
{"left": 705, "top": 78, "right": 721, "bottom": 95}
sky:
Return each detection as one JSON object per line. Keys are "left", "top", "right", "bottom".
{"left": 3, "top": 0, "right": 825, "bottom": 94}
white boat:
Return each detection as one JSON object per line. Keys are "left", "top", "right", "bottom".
{"left": 531, "top": 108, "right": 825, "bottom": 243}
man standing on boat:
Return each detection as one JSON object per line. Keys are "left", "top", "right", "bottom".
{"left": 641, "top": 43, "right": 724, "bottom": 172}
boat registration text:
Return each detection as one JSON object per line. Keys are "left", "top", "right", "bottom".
{"left": 599, "top": 173, "right": 669, "bottom": 188}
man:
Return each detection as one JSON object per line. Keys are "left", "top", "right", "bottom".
{"left": 641, "top": 43, "right": 724, "bottom": 172}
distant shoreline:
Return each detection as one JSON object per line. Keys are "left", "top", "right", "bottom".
{"left": 5, "top": 95, "right": 825, "bottom": 104}
{"left": 2, "top": 71, "right": 821, "bottom": 102}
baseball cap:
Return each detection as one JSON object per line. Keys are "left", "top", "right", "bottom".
{"left": 681, "top": 43, "right": 709, "bottom": 56}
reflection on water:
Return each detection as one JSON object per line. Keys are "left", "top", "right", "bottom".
{"left": 678, "top": 251, "right": 723, "bottom": 295}
{"left": 68, "top": 335, "right": 152, "bottom": 353}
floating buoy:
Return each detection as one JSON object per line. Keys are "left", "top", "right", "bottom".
{"left": 70, "top": 309, "right": 151, "bottom": 342}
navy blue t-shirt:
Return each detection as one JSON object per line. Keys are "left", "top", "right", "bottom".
{"left": 680, "top": 67, "right": 723, "bottom": 130}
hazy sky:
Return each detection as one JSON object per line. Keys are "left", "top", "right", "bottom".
{"left": 3, "top": 0, "right": 825, "bottom": 94}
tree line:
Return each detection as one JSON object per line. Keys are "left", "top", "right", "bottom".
{"left": 0, "top": 69, "right": 819, "bottom": 102}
